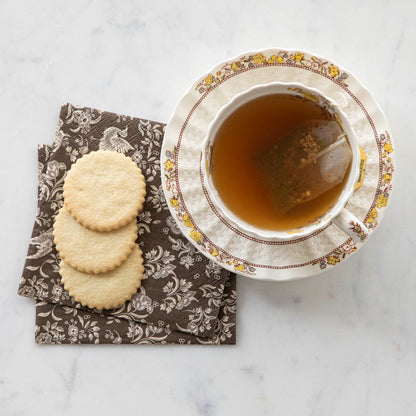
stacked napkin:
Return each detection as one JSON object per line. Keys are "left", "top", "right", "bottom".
{"left": 18, "top": 103, "right": 236, "bottom": 344}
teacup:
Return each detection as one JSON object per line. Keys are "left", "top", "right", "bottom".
{"left": 201, "top": 82, "right": 368, "bottom": 242}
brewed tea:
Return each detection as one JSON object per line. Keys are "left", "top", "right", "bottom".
{"left": 210, "top": 93, "right": 352, "bottom": 231}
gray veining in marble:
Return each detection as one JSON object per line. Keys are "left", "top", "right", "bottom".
{"left": 1, "top": 0, "right": 415, "bottom": 415}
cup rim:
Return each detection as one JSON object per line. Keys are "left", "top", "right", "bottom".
{"left": 201, "top": 81, "right": 361, "bottom": 241}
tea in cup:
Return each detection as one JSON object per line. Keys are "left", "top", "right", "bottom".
{"left": 201, "top": 82, "right": 368, "bottom": 242}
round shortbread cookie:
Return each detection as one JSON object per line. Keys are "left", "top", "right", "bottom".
{"left": 53, "top": 207, "right": 138, "bottom": 274}
{"left": 63, "top": 150, "right": 146, "bottom": 231}
{"left": 60, "top": 245, "right": 144, "bottom": 310}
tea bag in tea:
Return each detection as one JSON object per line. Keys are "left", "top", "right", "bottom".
{"left": 255, "top": 120, "right": 353, "bottom": 214}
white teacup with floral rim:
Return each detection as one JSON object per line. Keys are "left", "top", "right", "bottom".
{"left": 201, "top": 81, "right": 369, "bottom": 242}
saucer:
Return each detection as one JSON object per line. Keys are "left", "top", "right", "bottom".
{"left": 161, "top": 49, "right": 395, "bottom": 281}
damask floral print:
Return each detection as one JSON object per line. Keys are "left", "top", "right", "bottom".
{"left": 64, "top": 314, "right": 100, "bottom": 344}
{"left": 199, "top": 284, "right": 225, "bottom": 308}
{"left": 38, "top": 160, "right": 66, "bottom": 210}
{"left": 26, "top": 229, "right": 54, "bottom": 260}
{"left": 147, "top": 184, "right": 168, "bottom": 213}
{"left": 128, "top": 287, "right": 154, "bottom": 314}
{"left": 137, "top": 210, "right": 160, "bottom": 235}
{"left": 65, "top": 104, "right": 102, "bottom": 134}
{"left": 126, "top": 321, "right": 171, "bottom": 344}
{"left": 143, "top": 246, "right": 176, "bottom": 279}
{"left": 52, "top": 121, "right": 67, "bottom": 152}
{"left": 104, "top": 329, "right": 123, "bottom": 344}
{"left": 133, "top": 120, "right": 164, "bottom": 183}
{"left": 183, "top": 307, "right": 217, "bottom": 335}
{"left": 160, "top": 276, "right": 197, "bottom": 313}
{"left": 204, "top": 260, "right": 226, "bottom": 280}
{"left": 138, "top": 120, "right": 164, "bottom": 143}
{"left": 35, "top": 206, "right": 52, "bottom": 228}
{"left": 213, "top": 314, "right": 235, "bottom": 343}
{"left": 64, "top": 139, "right": 89, "bottom": 163}
{"left": 33, "top": 274, "right": 236, "bottom": 344}
{"left": 35, "top": 320, "right": 65, "bottom": 344}
{"left": 131, "top": 149, "right": 161, "bottom": 183}
{"left": 220, "top": 285, "right": 237, "bottom": 315}
{"left": 168, "top": 236, "right": 202, "bottom": 269}
{"left": 98, "top": 127, "right": 133, "bottom": 153}
{"left": 165, "top": 215, "right": 182, "bottom": 235}
{"left": 50, "top": 283, "right": 64, "bottom": 303}
{"left": 19, "top": 103, "right": 236, "bottom": 344}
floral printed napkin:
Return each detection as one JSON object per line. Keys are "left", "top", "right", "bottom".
{"left": 18, "top": 104, "right": 236, "bottom": 344}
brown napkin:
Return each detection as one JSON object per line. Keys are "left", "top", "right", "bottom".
{"left": 19, "top": 104, "right": 236, "bottom": 344}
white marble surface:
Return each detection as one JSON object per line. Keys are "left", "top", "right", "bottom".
{"left": 1, "top": 0, "right": 414, "bottom": 414}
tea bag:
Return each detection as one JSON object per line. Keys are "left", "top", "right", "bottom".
{"left": 255, "top": 120, "right": 352, "bottom": 214}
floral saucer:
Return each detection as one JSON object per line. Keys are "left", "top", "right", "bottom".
{"left": 161, "top": 49, "right": 394, "bottom": 281}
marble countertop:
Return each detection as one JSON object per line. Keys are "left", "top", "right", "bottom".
{"left": 1, "top": 0, "right": 414, "bottom": 414}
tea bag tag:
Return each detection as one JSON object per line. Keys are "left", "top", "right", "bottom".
{"left": 319, "top": 137, "right": 352, "bottom": 184}
{"left": 304, "top": 120, "right": 344, "bottom": 147}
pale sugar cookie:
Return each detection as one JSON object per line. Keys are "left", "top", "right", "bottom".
{"left": 63, "top": 150, "right": 146, "bottom": 231}
{"left": 59, "top": 245, "right": 144, "bottom": 310}
{"left": 53, "top": 207, "right": 138, "bottom": 274}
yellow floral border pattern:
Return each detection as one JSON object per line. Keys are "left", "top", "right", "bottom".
{"left": 170, "top": 48, "right": 394, "bottom": 272}
{"left": 196, "top": 51, "right": 348, "bottom": 94}
{"left": 164, "top": 147, "right": 256, "bottom": 275}
{"left": 313, "top": 131, "right": 394, "bottom": 269}
{"left": 165, "top": 128, "right": 394, "bottom": 272}
{"left": 364, "top": 131, "right": 394, "bottom": 229}
{"left": 312, "top": 239, "right": 358, "bottom": 269}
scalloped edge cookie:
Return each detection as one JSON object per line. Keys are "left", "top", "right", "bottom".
{"left": 53, "top": 207, "right": 138, "bottom": 274}
{"left": 59, "top": 245, "right": 144, "bottom": 310}
{"left": 63, "top": 150, "right": 146, "bottom": 231}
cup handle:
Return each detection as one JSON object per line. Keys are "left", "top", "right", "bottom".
{"left": 332, "top": 209, "right": 369, "bottom": 242}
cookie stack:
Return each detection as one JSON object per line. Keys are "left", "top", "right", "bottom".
{"left": 53, "top": 150, "right": 146, "bottom": 309}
